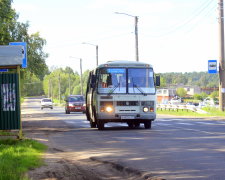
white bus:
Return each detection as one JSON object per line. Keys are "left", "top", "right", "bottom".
{"left": 85, "top": 60, "right": 160, "bottom": 130}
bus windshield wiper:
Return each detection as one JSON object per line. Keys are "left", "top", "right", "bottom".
{"left": 133, "top": 84, "right": 147, "bottom": 96}
{"left": 108, "top": 83, "right": 120, "bottom": 96}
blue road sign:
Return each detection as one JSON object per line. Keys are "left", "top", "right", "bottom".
{"left": 9, "top": 42, "right": 27, "bottom": 68}
{"left": 208, "top": 60, "right": 217, "bottom": 74}
{"left": 0, "top": 69, "right": 8, "bottom": 72}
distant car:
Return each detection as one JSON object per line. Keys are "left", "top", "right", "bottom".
{"left": 41, "top": 98, "right": 53, "bottom": 110}
{"left": 65, "top": 95, "right": 86, "bottom": 114}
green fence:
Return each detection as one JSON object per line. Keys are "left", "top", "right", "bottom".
{"left": 0, "top": 73, "right": 20, "bottom": 130}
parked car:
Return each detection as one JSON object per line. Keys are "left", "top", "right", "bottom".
{"left": 41, "top": 98, "right": 53, "bottom": 110}
{"left": 65, "top": 95, "right": 86, "bottom": 114}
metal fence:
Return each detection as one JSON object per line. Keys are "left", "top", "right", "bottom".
{"left": 157, "top": 104, "right": 197, "bottom": 112}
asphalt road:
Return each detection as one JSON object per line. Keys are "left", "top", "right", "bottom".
{"left": 22, "top": 98, "right": 225, "bottom": 180}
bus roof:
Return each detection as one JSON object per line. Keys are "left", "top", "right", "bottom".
{"left": 97, "top": 60, "right": 153, "bottom": 68}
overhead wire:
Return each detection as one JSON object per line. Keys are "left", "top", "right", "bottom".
{"left": 184, "top": 3, "right": 217, "bottom": 34}
{"left": 142, "top": 0, "right": 216, "bottom": 38}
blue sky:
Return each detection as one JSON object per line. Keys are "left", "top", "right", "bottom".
{"left": 12, "top": 0, "right": 218, "bottom": 73}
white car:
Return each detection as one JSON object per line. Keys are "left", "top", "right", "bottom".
{"left": 41, "top": 98, "right": 53, "bottom": 110}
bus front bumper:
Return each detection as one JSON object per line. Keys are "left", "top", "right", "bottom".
{"left": 96, "top": 113, "right": 156, "bottom": 122}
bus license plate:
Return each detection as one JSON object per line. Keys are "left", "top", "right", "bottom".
{"left": 121, "top": 116, "right": 135, "bottom": 119}
{"left": 75, "top": 107, "right": 81, "bottom": 109}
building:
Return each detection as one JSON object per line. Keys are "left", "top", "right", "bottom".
{"left": 156, "top": 88, "right": 176, "bottom": 104}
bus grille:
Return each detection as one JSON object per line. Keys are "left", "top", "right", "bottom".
{"left": 116, "top": 101, "right": 139, "bottom": 106}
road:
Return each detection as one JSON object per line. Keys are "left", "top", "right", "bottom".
{"left": 22, "top": 98, "right": 225, "bottom": 180}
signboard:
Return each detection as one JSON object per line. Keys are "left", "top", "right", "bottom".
{"left": 208, "top": 60, "right": 217, "bottom": 74}
{"left": 9, "top": 42, "right": 27, "bottom": 68}
{"left": 0, "top": 46, "right": 23, "bottom": 66}
{"left": 0, "top": 69, "right": 8, "bottom": 72}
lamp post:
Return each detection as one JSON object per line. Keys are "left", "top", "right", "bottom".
{"left": 82, "top": 42, "right": 99, "bottom": 66}
{"left": 69, "top": 56, "right": 83, "bottom": 95}
{"left": 115, "top": 12, "right": 139, "bottom": 62}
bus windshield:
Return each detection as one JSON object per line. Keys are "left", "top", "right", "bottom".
{"left": 97, "top": 68, "right": 155, "bottom": 94}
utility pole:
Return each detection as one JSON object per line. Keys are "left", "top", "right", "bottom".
{"left": 115, "top": 12, "right": 139, "bottom": 62}
{"left": 58, "top": 74, "right": 61, "bottom": 104}
{"left": 69, "top": 56, "right": 83, "bottom": 95}
{"left": 82, "top": 43, "right": 99, "bottom": 66}
{"left": 96, "top": 45, "right": 99, "bottom": 66}
{"left": 80, "top": 58, "right": 83, "bottom": 95}
{"left": 219, "top": 0, "right": 225, "bottom": 111}
{"left": 48, "top": 79, "right": 50, "bottom": 98}
{"left": 51, "top": 79, "right": 53, "bottom": 100}
{"left": 69, "top": 73, "right": 71, "bottom": 95}
{"left": 135, "top": 16, "right": 139, "bottom": 62}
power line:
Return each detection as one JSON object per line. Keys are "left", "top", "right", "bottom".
{"left": 143, "top": 0, "right": 216, "bottom": 38}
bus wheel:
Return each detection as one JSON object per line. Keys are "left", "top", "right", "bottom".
{"left": 144, "top": 121, "right": 152, "bottom": 129}
{"left": 86, "top": 109, "right": 91, "bottom": 121}
{"left": 134, "top": 122, "right": 140, "bottom": 128}
{"left": 90, "top": 120, "right": 97, "bottom": 128}
{"left": 97, "top": 120, "right": 104, "bottom": 130}
{"left": 127, "top": 122, "right": 134, "bottom": 128}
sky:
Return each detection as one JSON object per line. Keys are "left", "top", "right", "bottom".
{"left": 12, "top": 0, "right": 218, "bottom": 74}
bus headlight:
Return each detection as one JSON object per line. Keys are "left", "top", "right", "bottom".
{"left": 106, "top": 106, "right": 113, "bottom": 113}
{"left": 143, "top": 107, "right": 149, "bottom": 112}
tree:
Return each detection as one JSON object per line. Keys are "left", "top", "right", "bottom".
{"left": 42, "top": 68, "right": 90, "bottom": 100}
{"left": 176, "top": 88, "right": 187, "bottom": 98}
{"left": 193, "top": 92, "right": 208, "bottom": 101}
{"left": 27, "top": 32, "right": 49, "bottom": 80}
{"left": 210, "top": 91, "right": 219, "bottom": 101}
{"left": 0, "top": 0, "right": 49, "bottom": 96}
{"left": 0, "top": 0, "right": 17, "bottom": 44}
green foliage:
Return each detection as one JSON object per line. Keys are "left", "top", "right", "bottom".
{"left": 0, "top": 139, "right": 47, "bottom": 180}
{"left": 159, "top": 72, "right": 219, "bottom": 88}
{"left": 210, "top": 91, "right": 219, "bottom": 101}
{"left": 0, "top": 0, "right": 49, "bottom": 97}
{"left": 193, "top": 92, "right": 208, "bottom": 101}
{"left": 43, "top": 67, "right": 90, "bottom": 102}
{"left": 27, "top": 32, "right": 49, "bottom": 80}
{"left": 193, "top": 93, "right": 202, "bottom": 100}
{"left": 176, "top": 88, "right": 187, "bottom": 97}
{"left": 22, "top": 71, "right": 43, "bottom": 96}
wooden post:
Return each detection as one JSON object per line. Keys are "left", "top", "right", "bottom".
{"left": 17, "top": 65, "right": 23, "bottom": 139}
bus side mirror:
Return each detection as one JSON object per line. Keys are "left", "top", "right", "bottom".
{"left": 91, "top": 75, "right": 96, "bottom": 88}
{"left": 155, "top": 75, "right": 160, "bottom": 87}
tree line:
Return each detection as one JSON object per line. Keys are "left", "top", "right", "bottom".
{"left": 42, "top": 67, "right": 90, "bottom": 102}
{"left": 159, "top": 72, "right": 219, "bottom": 88}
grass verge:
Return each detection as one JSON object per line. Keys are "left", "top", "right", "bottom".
{"left": 0, "top": 139, "right": 47, "bottom": 180}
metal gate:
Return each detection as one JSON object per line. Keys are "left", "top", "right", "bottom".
{"left": 0, "top": 73, "right": 20, "bottom": 130}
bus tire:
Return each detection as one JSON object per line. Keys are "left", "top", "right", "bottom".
{"left": 144, "top": 121, "right": 152, "bottom": 129}
{"left": 134, "top": 122, "right": 140, "bottom": 128}
{"left": 127, "top": 122, "right": 134, "bottom": 128}
{"left": 90, "top": 120, "right": 97, "bottom": 128}
{"left": 86, "top": 109, "right": 91, "bottom": 121}
{"left": 97, "top": 120, "right": 104, "bottom": 130}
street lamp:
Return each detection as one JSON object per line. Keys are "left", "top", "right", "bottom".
{"left": 69, "top": 56, "right": 83, "bottom": 95}
{"left": 82, "top": 42, "right": 99, "bottom": 66}
{"left": 115, "top": 12, "right": 139, "bottom": 62}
